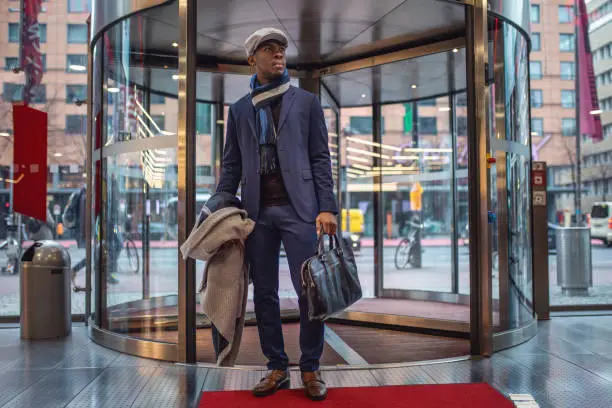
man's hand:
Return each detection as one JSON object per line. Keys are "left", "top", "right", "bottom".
{"left": 316, "top": 212, "right": 338, "bottom": 236}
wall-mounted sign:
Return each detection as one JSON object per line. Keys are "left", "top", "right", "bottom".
{"left": 533, "top": 190, "right": 547, "bottom": 207}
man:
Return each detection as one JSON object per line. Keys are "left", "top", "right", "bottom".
{"left": 216, "top": 27, "right": 338, "bottom": 401}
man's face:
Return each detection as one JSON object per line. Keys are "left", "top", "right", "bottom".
{"left": 250, "top": 40, "right": 286, "bottom": 81}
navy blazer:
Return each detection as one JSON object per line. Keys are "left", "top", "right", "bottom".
{"left": 216, "top": 86, "right": 338, "bottom": 223}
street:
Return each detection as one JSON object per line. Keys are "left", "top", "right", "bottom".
{"left": 1, "top": 243, "right": 611, "bottom": 315}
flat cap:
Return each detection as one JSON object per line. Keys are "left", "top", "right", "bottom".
{"left": 244, "top": 27, "right": 289, "bottom": 58}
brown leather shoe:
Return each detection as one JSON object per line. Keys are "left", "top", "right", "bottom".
{"left": 301, "top": 371, "right": 327, "bottom": 401}
{"left": 252, "top": 370, "right": 290, "bottom": 397}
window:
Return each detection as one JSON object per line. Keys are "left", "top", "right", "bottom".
{"left": 66, "top": 55, "right": 87, "bottom": 72}
{"left": 561, "top": 62, "right": 575, "bottom": 80}
{"left": 41, "top": 54, "right": 47, "bottom": 72}
{"left": 559, "top": 5, "right": 573, "bottom": 23}
{"left": 39, "top": 24, "right": 47, "bottom": 43}
{"left": 150, "top": 93, "right": 165, "bottom": 104}
{"left": 151, "top": 115, "right": 166, "bottom": 133}
{"left": 530, "top": 61, "right": 543, "bottom": 79}
{"left": 531, "top": 90, "right": 543, "bottom": 108}
{"left": 561, "top": 90, "right": 575, "bottom": 108}
{"left": 562, "top": 118, "right": 576, "bottom": 136}
{"left": 3, "top": 83, "right": 23, "bottom": 102}
{"left": 532, "top": 33, "right": 541, "bottom": 51}
{"left": 67, "top": 24, "right": 88, "bottom": 44}
{"left": 418, "top": 117, "right": 438, "bottom": 135}
{"left": 66, "top": 85, "right": 87, "bottom": 103}
{"left": 347, "top": 117, "right": 373, "bottom": 135}
{"left": 4, "top": 57, "right": 18, "bottom": 71}
{"left": 3, "top": 83, "right": 45, "bottom": 103}
{"left": 68, "top": 0, "right": 91, "bottom": 13}
{"left": 457, "top": 116, "right": 468, "bottom": 136}
{"left": 531, "top": 118, "right": 544, "bottom": 136}
{"left": 560, "top": 34, "right": 575, "bottom": 52}
{"left": 418, "top": 99, "right": 436, "bottom": 107}
{"left": 531, "top": 4, "right": 540, "bottom": 23}
{"left": 66, "top": 115, "right": 86, "bottom": 134}
{"left": 456, "top": 93, "right": 467, "bottom": 106}
{"left": 196, "top": 103, "right": 211, "bottom": 134}
{"left": 8, "top": 23, "right": 19, "bottom": 42}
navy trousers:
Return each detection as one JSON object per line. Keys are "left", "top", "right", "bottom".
{"left": 247, "top": 205, "right": 324, "bottom": 372}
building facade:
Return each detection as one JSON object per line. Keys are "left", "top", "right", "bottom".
{"left": 0, "top": 0, "right": 91, "bottom": 235}
{"left": 529, "top": 0, "right": 582, "bottom": 217}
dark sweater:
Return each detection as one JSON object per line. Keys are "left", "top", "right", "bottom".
{"left": 260, "top": 98, "right": 290, "bottom": 206}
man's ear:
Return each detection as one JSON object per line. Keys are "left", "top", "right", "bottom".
{"left": 247, "top": 55, "right": 256, "bottom": 67}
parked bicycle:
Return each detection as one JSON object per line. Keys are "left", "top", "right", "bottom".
{"left": 0, "top": 215, "right": 25, "bottom": 275}
{"left": 116, "top": 215, "right": 139, "bottom": 275}
{"left": 394, "top": 217, "right": 424, "bottom": 270}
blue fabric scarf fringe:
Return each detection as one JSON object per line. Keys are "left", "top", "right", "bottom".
{"left": 250, "top": 69, "right": 290, "bottom": 176}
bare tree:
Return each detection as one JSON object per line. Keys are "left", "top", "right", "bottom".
{"left": 562, "top": 138, "right": 577, "bottom": 188}
{"left": 597, "top": 164, "right": 611, "bottom": 201}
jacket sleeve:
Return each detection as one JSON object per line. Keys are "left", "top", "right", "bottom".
{"left": 308, "top": 95, "right": 339, "bottom": 214}
{"left": 216, "top": 106, "right": 242, "bottom": 196}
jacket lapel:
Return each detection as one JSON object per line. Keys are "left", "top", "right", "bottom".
{"left": 246, "top": 95, "right": 258, "bottom": 143}
{"left": 277, "top": 86, "right": 296, "bottom": 135}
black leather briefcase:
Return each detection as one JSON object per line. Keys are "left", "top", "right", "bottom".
{"left": 301, "top": 233, "right": 362, "bottom": 321}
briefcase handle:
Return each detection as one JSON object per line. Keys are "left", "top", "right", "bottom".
{"left": 316, "top": 231, "right": 343, "bottom": 257}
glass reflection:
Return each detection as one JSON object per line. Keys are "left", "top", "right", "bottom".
{"left": 381, "top": 98, "right": 454, "bottom": 293}
{"left": 455, "top": 92, "right": 471, "bottom": 296}
{"left": 98, "top": 17, "right": 179, "bottom": 341}
{"left": 503, "top": 23, "right": 530, "bottom": 145}
{"left": 506, "top": 153, "right": 534, "bottom": 328}
{"left": 341, "top": 107, "right": 374, "bottom": 297}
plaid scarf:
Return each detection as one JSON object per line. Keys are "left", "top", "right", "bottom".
{"left": 250, "top": 69, "right": 290, "bottom": 175}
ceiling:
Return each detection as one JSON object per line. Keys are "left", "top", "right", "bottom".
{"left": 99, "top": 0, "right": 507, "bottom": 106}
{"left": 126, "top": 0, "right": 467, "bottom": 66}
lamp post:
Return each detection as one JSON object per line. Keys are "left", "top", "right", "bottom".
{"left": 574, "top": 0, "right": 583, "bottom": 226}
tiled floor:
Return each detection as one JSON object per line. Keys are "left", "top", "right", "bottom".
{"left": 0, "top": 316, "right": 612, "bottom": 407}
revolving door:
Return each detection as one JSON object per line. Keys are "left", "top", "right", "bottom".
{"left": 87, "top": 0, "right": 536, "bottom": 365}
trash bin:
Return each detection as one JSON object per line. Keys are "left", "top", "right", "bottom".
{"left": 556, "top": 227, "right": 592, "bottom": 296}
{"left": 20, "top": 241, "right": 71, "bottom": 339}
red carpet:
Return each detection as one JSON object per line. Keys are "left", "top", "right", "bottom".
{"left": 199, "top": 383, "right": 514, "bottom": 407}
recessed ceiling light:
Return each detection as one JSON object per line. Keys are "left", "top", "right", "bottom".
{"left": 361, "top": 94, "right": 367, "bottom": 99}
{"left": 0, "top": 132, "right": 9, "bottom": 137}
{"left": 107, "top": 87, "right": 120, "bottom": 93}
{"left": 172, "top": 42, "right": 178, "bottom": 47}
{"left": 54, "top": 153, "right": 63, "bottom": 157}
{"left": 439, "top": 107, "right": 451, "bottom": 112}
{"left": 590, "top": 109, "right": 603, "bottom": 115}
{"left": 411, "top": 84, "right": 417, "bottom": 89}
{"left": 172, "top": 74, "right": 179, "bottom": 80}
{"left": 69, "top": 64, "right": 86, "bottom": 72}
{"left": 453, "top": 48, "right": 459, "bottom": 53}
{"left": 531, "top": 131, "right": 539, "bottom": 136}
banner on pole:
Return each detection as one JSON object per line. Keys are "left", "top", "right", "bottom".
{"left": 20, "top": 0, "right": 44, "bottom": 105}
{"left": 12, "top": 105, "right": 48, "bottom": 221}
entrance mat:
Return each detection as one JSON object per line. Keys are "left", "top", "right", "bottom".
{"left": 199, "top": 383, "right": 514, "bottom": 407}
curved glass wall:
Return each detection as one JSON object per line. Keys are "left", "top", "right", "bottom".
{"left": 88, "top": 0, "right": 535, "bottom": 363}
{"left": 94, "top": 14, "right": 180, "bottom": 342}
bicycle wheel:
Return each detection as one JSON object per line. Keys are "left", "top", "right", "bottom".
{"left": 394, "top": 239, "right": 412, "bottom": 270}
{"left": 120, "top": 239, "right": 140, "bottom": 275}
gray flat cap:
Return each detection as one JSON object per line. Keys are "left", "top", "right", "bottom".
{"left": 244, "top": 27, "right": 289, "bottom": 57}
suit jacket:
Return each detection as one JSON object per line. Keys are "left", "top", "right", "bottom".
{"left": 216, "top": 85, "right": 338, "bottom": 223}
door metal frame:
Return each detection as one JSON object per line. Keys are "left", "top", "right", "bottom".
{"left": 176, "top": 0, "right": 197, "bottom": 364}
{"left": 465, "top": 0, "right": 493, "bottom": 356}
{"left": 85, "top": 16, "right": 94, "bottom": 324}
